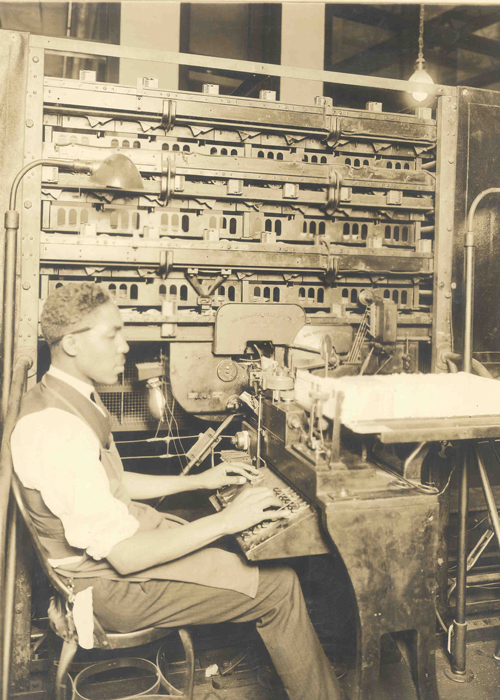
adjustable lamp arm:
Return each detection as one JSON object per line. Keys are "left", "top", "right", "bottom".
{"left": 8, "top": 158, "right": 93, "bottom": 211}
{"left": 1, "top": 155, "right": 145, "bottom": 421}
{"left": 1, "top": 159, "right": 94, "bottom": 421}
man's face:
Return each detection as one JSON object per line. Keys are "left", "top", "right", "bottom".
{"left": 68, "top": 301, "right": 129, "bottom": 385}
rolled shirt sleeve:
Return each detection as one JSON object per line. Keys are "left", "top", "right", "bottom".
{"left": 11, "top": 408, "right": 139, "bottom": 560}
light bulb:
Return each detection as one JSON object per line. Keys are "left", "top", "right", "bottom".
{"left": 146, "top": 377, "right": 166, "bottom": 421}
{"left": 409, "top": 64, "right": 434, "bottom": 103}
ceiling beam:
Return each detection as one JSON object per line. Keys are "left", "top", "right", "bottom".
{"left": 444, "top": 8, "right": 500, "bottom": 33}
{"left": 326, "top": 5, "right": 403, "bottom": 33}
{"left": 457, "top": 65, "right": 500, "bottom": 88}
{"left": 326, "top": 5, "right": 467, "bottom": 76}
{"left": 427, "top": 27, "right": 500, "bottom": 59}
{"left": 328, "top": 14, "right": 500, "bottom": 79}
{"left": 326, "top": 36, "right": 404, "bottom": 76}
{"left": 231, "top": 74, "right": 270, "bottom": 97}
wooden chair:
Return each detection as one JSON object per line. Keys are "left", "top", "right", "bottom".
{"left": 11, "top": 470, "right": 195, "bottom": 700}
{"left": 0, "top": 378, "right": 195, "bottom": 700}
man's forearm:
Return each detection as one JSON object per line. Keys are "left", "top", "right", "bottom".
{"left": 123, "top": 471, "right": 207, "bottom": 500}
{"left": 107, "top": 485, "right": 285, "bottom": 575}
{"left": 107, "top": 511, "right": 228, "bottom": 575}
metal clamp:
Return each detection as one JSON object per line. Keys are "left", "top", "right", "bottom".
{"left": 159, "top": 157, "right": 175, "bottom": 203}
{"left": 324, "top": 116, "right": 341, "bottom": 147}
{"left": 161, "top": 99, "right": 177, "bottom": 131}
{"left": 325, "top": 168, "right": 342, "bottom": 216}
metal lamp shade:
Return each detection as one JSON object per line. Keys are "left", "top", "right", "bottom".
{"left": 89, "top": 153, "right": 144, "bottom": 190}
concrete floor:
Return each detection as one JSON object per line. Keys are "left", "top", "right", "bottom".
{"left": 26, "top": 634, "right": 500, "bottom": 700}
{"left": 339, "top": 639, "right": 500, "bottom": 700}
{"left": 175, "top": 631, "right": 500, "bottom": 700}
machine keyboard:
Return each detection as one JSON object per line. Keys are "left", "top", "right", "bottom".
{"left": 210, "top": 457, "right": 330, "bottom": 561}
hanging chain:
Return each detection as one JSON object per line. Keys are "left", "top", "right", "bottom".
{"left": 417, "top": 4, "right": 425, "bottom": 64}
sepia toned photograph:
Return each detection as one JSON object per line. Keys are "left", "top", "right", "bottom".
{"left": 1, "top": 1, "right": 500, "bottom": 698}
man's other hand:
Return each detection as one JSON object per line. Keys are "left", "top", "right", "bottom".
{"left": 197, "top": 461, "right": 260, "bottom": 490}
{"left": 220, "top": 486, "right": 290, "bottom": 534}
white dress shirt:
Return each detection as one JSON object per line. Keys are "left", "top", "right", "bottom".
{"left": 11, "top": 366, "right": 139, "bottom": 565}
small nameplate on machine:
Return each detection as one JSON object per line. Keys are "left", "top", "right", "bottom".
{"left": 209, "top": 464, "right": 330, "bottom": 561}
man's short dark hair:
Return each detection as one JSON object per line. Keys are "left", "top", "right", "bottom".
{"left": 41, "top": 282, "right": 110, "bottom": 345}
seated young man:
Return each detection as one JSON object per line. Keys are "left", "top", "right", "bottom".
{"left": 11, "top": 282, "right": 344, "bottom": 700}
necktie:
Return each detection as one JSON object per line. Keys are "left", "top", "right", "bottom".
{"left": 90, "top": 390, "right": 110, "bottom": 418}
{"left": 90, "top": 390, "right": 113, "bottom": 448}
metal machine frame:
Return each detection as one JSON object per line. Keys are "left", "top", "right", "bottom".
{"left": 0, "top": 29, "right": 466, "bottom": 699}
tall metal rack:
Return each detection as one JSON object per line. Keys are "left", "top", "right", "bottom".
{"left": 0, "top": 29, "right": 469, "bottom": 698}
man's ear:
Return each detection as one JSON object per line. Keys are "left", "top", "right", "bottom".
{"left": 60, "top": 334, "right": 79, "bottom": 358}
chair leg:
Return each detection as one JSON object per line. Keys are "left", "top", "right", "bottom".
{"left": 178, "top": 628, "right": 195, "bottom": 700}
{"left": 55, "top": 638, "right": 78, "bottom": 700}
{"left": 494, "top": 639, "right": 500, "bottom": 660}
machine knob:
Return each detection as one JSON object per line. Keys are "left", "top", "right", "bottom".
{"left": 287, "top": 415, "right": 302, "bottom": 430}
{"left": 217, "top": 360, "right": 238, "bottom": 382}
{"left": 231, "top": 431, "right": 250, "bottom": 451}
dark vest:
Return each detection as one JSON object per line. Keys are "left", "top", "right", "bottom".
{"left": 13, "top": 373, "right": 258, "bottom": 596}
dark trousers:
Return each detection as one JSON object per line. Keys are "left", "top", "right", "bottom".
{"left": 80, "top": 565, "right": 342, "bottom": 700}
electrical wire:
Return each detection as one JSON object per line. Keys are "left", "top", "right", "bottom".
{"left": 370, "top": 453, "right": 452, "bottom": 495}
{"left": 436, "top": 466, "right": 455, "bottom": 497}
{"left": 115, "top": 435, "right": 203, "bottom": 445}
{"left": 374, "top": 355, "right": 394, "bottom": 375}
{"left": 347, "top": 308, "right": 369, "bottom": 363}
{"left": 435, "top": 607, "right": 448, "bottom": 634}
{"left": 467, "top": 515, "right": 490, "bottom": 532}
{"left": 121, "top": 453, "right": 185, "bottom": 460}
{"left": 168, "top": 396, "right": 188, "bottom": 463}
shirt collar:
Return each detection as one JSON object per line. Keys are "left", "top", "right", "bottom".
{"left": 47, "top": 366, "right": 95, "bottom": 401}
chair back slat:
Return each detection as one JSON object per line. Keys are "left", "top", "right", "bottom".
{"left": 11, "top": 473, "right": 74, "bottom": 601}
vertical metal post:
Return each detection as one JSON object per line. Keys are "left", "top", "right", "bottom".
{"left": 445, "top": 443, "right": 474, "bottom": 682}
{"left": 0, "top": 357, "right": 32, "bottom": 699}
{"left": 2, "top": 505, "right": 17, "bottom": 700}
{"left": 453, "top": 445, "right": 468, "bottom": 671}
{"left": 17, "top": 38, "right": 46, "bottom": 393}
{"left": 1, "top": 217, "right": 19, "bottom": 423}
{"left": 432, "top": 94, "right": 458, "bottom": 373}
{"left": 462, "top": 241, "right": 475, "bottom": 375}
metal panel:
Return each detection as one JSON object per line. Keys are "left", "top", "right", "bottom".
{"left": 453, "top": 87, "right": 500, "bottom": 357}
{"left": 15, "top": 30, "right": 443, "bottom": 413}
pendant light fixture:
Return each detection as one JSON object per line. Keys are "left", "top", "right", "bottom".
{"left": 409, "top": 4, "right": 434, "bottom": 102}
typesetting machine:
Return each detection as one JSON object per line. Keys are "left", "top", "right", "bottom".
{"left": 5, "top": 29, "right": 489, "bottom": 700}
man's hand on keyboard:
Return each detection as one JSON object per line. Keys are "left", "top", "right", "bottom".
{"left": 197, "top": 461, "right": 260, "bottom": 491}
{"left": 220, "top": 487, "right": 291, "bottom": 534}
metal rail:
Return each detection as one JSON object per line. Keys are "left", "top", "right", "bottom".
{"left": 28, "top": 33, "right": 456, "bottom": 97}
